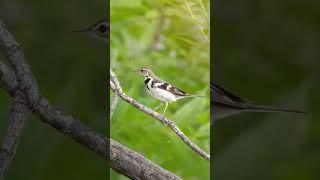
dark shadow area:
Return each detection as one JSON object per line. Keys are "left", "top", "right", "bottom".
{"left": 0, "top": 1, "right": 108, "bottom": 179}
{"left": 213, "top": 0, "right": 320, "bottom": 179}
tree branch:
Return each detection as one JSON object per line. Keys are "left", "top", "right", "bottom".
{"left": 0, "top": 20, "right": 180, "bottom": 179}
{"left": 0, "top": 20, "right": 40, "bottom": 108}
{"left": 0, "top": 61, "right": 29, "bottom": 178}
{"left": 148, "top": 12, "right": 165, "bottom": 51}
{"left": 0, "top": 90, "right": 29, "bottom": 177}
{"left": 111, "top": 139, "right": 181, "bottom": 180}
{"left": 0, "top": 61, "right": 17, "bottom": 96}
{"left": 110, "top": 69, "right": 210, "bottom": 161}
{"left": 110, "top": 78, "right": 119, "bottom": 118}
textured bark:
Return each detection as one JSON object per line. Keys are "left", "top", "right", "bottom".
{"left": 0, "top": 20, "right": 39, "bottom": 108}
{"left": 0, "top": 91, "right": 29, "bottom": 177}
{"left": 111, "top": 139, "right": 181, "bottom": 180}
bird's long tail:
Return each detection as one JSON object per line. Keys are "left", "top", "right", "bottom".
{"left": 244, "top": 104, "right": 309, "bottom": 114}
{"left": 181, "top": 94, "right": 206, "bottom": 98}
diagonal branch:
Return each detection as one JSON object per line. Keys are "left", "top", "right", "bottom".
{"left": 0, "top": 20, "right": 181, "bottom": 179}
{"left": 110, "top": 69, "right": 210, "bottom": 161}
{"left": 0, "top": 61, "right": 17, "bottom": 95}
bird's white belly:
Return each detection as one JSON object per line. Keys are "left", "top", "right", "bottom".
{"left": 148, "top": 87, "right": 177, "bottom": 102}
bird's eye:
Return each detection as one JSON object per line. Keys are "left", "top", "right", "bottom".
{"left": 98, "top": 24, "right": 107, "bottom": 33}
{"left": 140, "top": 69, "right": 144, "bottom": 72}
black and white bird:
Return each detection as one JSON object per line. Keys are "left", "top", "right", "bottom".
{"left": 136, "top": 67, "right": 203, "bottom": 115}
{"left": 73, "top": 19, "right": 109, "bottom": 42}
{"left": 211, "top": 82, "right": 308, "bottom": 121}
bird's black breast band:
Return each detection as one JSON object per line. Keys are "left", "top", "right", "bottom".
{"left": 144, "top": 78, "right": 151, "bottom": 90}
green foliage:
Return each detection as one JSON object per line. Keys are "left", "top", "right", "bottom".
{"left": 110, "top": 0, "right": 210, "bottom": 179}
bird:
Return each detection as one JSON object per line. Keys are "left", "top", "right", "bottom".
{"left": 211, "top": 82, "right": 308, "bottom": 121}
{"left": 136, "top": 67, "right": 203, "bottom": 115}
{"left": 73, "top": 19, "right": 109, "bottom": 42}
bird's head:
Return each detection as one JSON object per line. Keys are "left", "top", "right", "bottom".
{"left": 136, "top": 67, "right": 155, "bottom": 78}
{"left": 73, "top": 19, "right": 109, "bottom": 41}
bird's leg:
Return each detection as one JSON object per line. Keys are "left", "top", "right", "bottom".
{"left": 163, "top": 101, "right": 168, "bottom": 115}
{"left": 154, "top": 102, "right": 163, "bottom": 111}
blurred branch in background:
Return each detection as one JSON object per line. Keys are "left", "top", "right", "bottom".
{"left": 110, "top": 69, "right": 210, "bottom": 161}
{"left": 148, "top": 12, "right": 165, "bottom": 51}
{"left": 0, "top": 20, "right": 180, "bottom": 179}
{"left": 110, "top": 93, "right": 119, "bottom": 119}
{"left": 184, "top": 0, "right": 209, "bottom": 41}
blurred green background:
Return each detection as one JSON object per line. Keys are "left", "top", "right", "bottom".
{"left": 110, "top": 0, "right": 210, "bottom": 179}
{"left": 213, "top": 0, "right": 320, "bottom": 179}
{"left": 0, "top": 0, "right": 107, "bottom": 179}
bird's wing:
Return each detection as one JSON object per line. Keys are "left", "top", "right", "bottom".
{"left": 154, "top": 80, "right": 188, "bottom": 96}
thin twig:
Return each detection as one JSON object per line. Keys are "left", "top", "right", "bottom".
{"left": 110, "top": 93, "right": 119, "bottom": 118}
{"left": 184, "top": 0, "right": 209, "bottom": 42}
{"left": 110, "top": 69, "right": 210, "bottom": 161}
{"left": 110, "top": 77, "right": 119, "bottom": 118}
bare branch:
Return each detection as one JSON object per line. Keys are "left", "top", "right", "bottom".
{"left": 0, "top": 61, "right": 17, "bottom": 95}
{"left": 0, "top": 61, "right": 29, "bottom": 178}
{"left": 110, "top": 69, "right": 210, "bottom": 161}
{"left": 0, "top": 20, "right": 180, "bottom": 179}
{"left": 110, "top": 93, "right": 119, "bottom": 118}
{"left": 0, "top": 20, "right": 40, "bottom": 108}
{"left": 0, "top": 91, "right": 29, "bottom": 177}
{"left": 0, "top": 20, "right": 38, "bottom": 179}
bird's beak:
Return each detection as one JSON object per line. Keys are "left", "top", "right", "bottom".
{"left": 72, "top": 27, "right": 91, "bottom": 33}
{"left": 133, "top": 69, "right": 142, "bottom": 75}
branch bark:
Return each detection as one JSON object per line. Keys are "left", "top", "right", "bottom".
{"left": 111, "top": 139, "right": 181, "bottom": 180}
{"left": 0, "top": 61, "right": 29, "bottom": 177}
{"left": 0, "top": 91, "right": 29, "bottom": 177}
{"left": 0, "top": 20, "right": 180, "bottom": 180}
{"left": 0, "top": 20, "right": 39, "bottom": 108}
{"left": 110, "top": 89, "right": 119, "bottom": 118}
{"left": 110, "top": 69, "right": 210, "bottom": 161}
